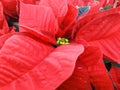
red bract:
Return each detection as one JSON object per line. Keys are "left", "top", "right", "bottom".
{"left": 1, "top": 0, "right": 36, "bottom": 20}
{"left": 0, "top": 0, "right": 120, "bottom": 90}
{"left": 110, "top": 66, "right": 120, "bottom": 89}
{"left": 39, "top": 0, "right": 68, "bottom": 17}
{"left": 74, "top": 6, "right": 120, "bottom": 89}
{"left": 0, "top": 1, "right": 84, "bottom": 90}
{"left": 76, "top": 7, "right": 120, "bottom": 63}
{"left": 58, "top": 46, "right": 114, "bottom": 90}
{"left": 0, "top": 2, "right": 9, "bottom": 35}
{"left": 68, "top": 0, "right": 97, "bottom": 6}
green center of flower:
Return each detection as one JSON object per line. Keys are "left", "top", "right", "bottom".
{"left": 57, "top": 37, "right": 69, "bottom": 45}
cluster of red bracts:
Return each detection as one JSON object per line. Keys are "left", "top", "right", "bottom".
{"left": 0, "top": 0, "right": 120, "bottom": 90}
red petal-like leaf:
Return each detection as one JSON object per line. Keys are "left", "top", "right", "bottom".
{"left": 110, "top": 66, "right": 120, "bottom": 89}
{"left": 21, "top": 0, "right": 36, "bottom": 4}
{"left": 0, "top": 33, "right": 14, "bottom": 49}
{"left": 58, "top": 66, "right": 92, "bottom": 90}
{"left": 0, "top": 34, "right": 54, "bottom": 89}
{"left": 58, "top": 5, "right": 78, "bottom": 30}
{"left": 76, "top": 7, "right": 120, "bottom": 63}
{"left": 76, "top": 8, "right": 120, "bottom": 41}
{"left": 79, "top": 46, "right": 114, "bottom": 89}
{"left": 0, "top": 43, "right": 84, "bottom": 90}
{"left": 58, "top": 46, "right": 114, "bottom": 89}
{"left": 57, "top": 5, "right": 78, "bottom": 38}
{"left": 68, "top": 0, "right": 84, "bottom": 6}
{"left": 57, "top": 58, "right": 92, "bottom": 90}
{"left": 0, "top": 2, "right": 9, "bottom": 35}
{"left": 89, "top": 31, "right": 120, "bottom": 63}
{"left": 68, "top": 0, "right": 98, "bottom": 6}
{"left": 19, "top": 3, "right": 58, "bottom": 44}
{"left": 39, "top": 0, "right": 68, "bottom": 17}
{"left": 1, "top": 0, "right": 18, "bottom": 19}
{"left": 76, "top": 7, "right": 120, "bottom": 27}
{"left": 1, "top": 0, "right": 36, "bottom": 19}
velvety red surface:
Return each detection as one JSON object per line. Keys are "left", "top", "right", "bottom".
{"left": 0, "top": 0, "right": 120, "bottom": 89}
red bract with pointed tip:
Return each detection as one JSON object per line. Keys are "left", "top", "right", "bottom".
{"left": 0, "top": 0, "right": 120, "bottom": 90}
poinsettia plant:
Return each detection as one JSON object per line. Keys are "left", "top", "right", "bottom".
{"left": 0, "top": 0, "right": 120, "bottom": 90}
{"left": 1, "top": 0, "right": 36, "bottom": 19}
